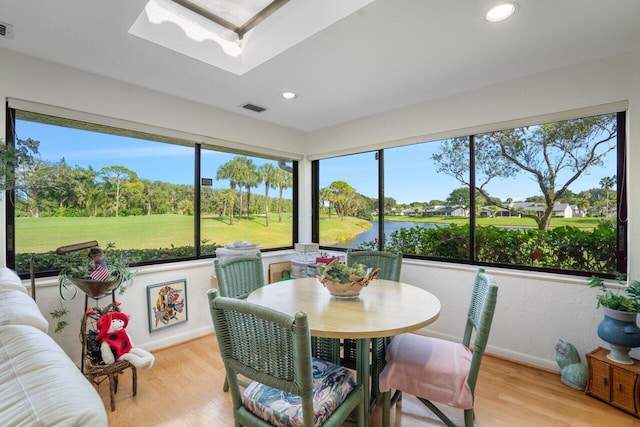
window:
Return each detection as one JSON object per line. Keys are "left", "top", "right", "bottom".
{"left": 315, "top": 152, "right": 379, "bottom": 249}
{"left": 200, "top": 148, "right": 294, "bottom": 252}
{"left": 314, "top": 111, "right": 626, "bottom": 276}
{"left": 7, "top": 109, "right": 297, "bottom": 276}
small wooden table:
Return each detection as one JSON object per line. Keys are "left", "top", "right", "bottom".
{"left": 247, "top": 277, "right": 441, "bottom": 427}
{"left": 586, "top": 347, "right": 640, "bottom": 417}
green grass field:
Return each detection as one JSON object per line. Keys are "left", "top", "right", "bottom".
{"left": 15, "top": 212, "right": 603, "bottom": 254}
{"left": 16, "top": 214, "right": 294, "bottom": 253}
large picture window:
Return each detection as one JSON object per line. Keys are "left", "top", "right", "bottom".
{"left": 6, "top": 109, "right": 297, "bottom": 276}
{"left": 314, "top": 111, "right": 626, "bottom": 276}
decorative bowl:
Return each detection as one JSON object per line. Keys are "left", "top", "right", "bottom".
{"left": 67, "top": 277, "right": 121, "bottom": 298}
{"left": 318, "top": 268, "right": 380, "bottom": 298}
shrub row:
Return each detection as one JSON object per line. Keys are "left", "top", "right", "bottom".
{"left": 360, "top": 221, "right": 617, "bottom": 273}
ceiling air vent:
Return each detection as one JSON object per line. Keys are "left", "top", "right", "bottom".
{"left": 241, "top": 102, "right": 268, "bottom": 113}
{"left": 0, "top": 21, "right": 14, "bottom": 39}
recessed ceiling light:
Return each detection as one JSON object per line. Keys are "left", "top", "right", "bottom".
{"left": 486, "top": 3, "right": 517, "bottom": 22}
{"left": 281, "top": 92, "right": 297, "bottom": 100}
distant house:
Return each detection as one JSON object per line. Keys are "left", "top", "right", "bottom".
{"left": 425, "top": 205, "right": 467, "bottom": 217}
{"left": 482, "top": 202, "right": 575, "bottom": 218}
{"left": 400, "top": 207, "right": 426, "bottom": 216}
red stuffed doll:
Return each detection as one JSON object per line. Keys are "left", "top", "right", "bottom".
{"left": 96, "top": 311, "right": 154, "bottom": 369}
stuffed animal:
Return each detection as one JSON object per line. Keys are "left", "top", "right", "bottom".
{"left": 96, "top": 311, "right": 154, "bottom": 369}
{"left": 555, "top": 339, "right": 588, "bottom": 391}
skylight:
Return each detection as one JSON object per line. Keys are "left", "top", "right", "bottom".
{"left": 172, "top": 0, "right": 290, "bottom": 40}
{"left": 129, "top": 0, "right": 376, "bottom": 75}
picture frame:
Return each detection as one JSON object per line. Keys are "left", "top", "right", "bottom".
{"left": 147, "top": 279, "right": 188, "bottom": 332}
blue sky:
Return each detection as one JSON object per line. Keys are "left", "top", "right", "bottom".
{"left": 18, "top": 119, "right": 615, "bottom": 205}
{"left": 16, "top": 120, "right": 291, "bottom": 196}
{"left": 320, "top": 140, "right": 616, "bottom": 204}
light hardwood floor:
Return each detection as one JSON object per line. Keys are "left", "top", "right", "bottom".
{"left": 103, "top": 334, "right": 640, "bottom": 427}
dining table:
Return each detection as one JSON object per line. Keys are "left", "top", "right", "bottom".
{"left": 247, "top": 276, "right": 441, "bottom": 427}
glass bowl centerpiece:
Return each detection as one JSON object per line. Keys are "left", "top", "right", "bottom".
{"left": 317, "top": 259, "right": 380, "bottom": 298}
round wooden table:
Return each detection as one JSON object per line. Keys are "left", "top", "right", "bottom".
{"left": 247, "top": 277, "right": 441, "bottom": 426}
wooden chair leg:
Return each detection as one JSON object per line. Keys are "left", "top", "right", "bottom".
{"left": 132, "top": 366, "right": 137, "bottom": 396}
{"left": 108, "top": 373, "right": 117, "bottom": 411}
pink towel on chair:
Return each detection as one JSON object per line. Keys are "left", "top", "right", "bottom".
{"left": 379, "top": 333, "right": 474, "bottom": 409}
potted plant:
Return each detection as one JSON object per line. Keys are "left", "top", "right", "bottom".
{"left": 589, "top": 274, "right": 640, "bottom": 364}
{"left": 54, "top": 243, "right": 136, "bottom": 332}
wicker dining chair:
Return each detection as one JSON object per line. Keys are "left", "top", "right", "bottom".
{"left": 344, "top": 249, "right": 403, "bottom": 399}
{"left": 207, "top": 289, "right": 365, "bottom": 427}
{"left": 214, "top": 253, "right": 266, "bottom": 392}
{"left": 80, "top": 303, "right": 137, "bottom": 412}
{"left": 379, "top": 268, "right": 499, "bottom": 427}
{"left": 214, "top": 253, "right": 265, "bottom": 300}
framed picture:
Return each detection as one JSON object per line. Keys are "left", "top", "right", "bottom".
{"left": 147, "top": 279, "right": 188, "bottom": 332}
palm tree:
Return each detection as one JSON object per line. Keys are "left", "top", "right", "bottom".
{"left": 233, "top": 157, "right": 256, "bottom": 222}
{"left": 244, "top": 167, "right": 261, "bottom": 219}
{"left": 599, "top": 175, "right": 616, "bottom": 217}
{"left": 258, "top": 163, "right": 278, "bottom": 227}
{"left": 275, "top": 168, "right": 293, "bottom": 222}
{"left": 216, "top": 156, "right": 251, "bottom": 225}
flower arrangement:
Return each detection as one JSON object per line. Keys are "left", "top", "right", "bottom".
{"left": 317, "top": 259, "right": 380, "bottom": 298}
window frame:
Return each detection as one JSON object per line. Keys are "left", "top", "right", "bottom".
{"left": 5, "top": 106, "right": 298, "bottom": 278}
{"left": 313, "top": 110, "right": 627, "bottom": 279}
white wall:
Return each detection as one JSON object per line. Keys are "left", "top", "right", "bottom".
{"left": 2, "top": 46, "right": 640, "bottom": 371}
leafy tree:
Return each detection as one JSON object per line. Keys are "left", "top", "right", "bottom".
{"left": 383, "top": 197, "right": 396, "bottom": 213}
{"left": 325, "top": 181, "right": 354, "bottom": 221}
{"left": 99, "top": 166, "right": 138, "bottom": 217}
{"left": 433, "top": 114, "right": 617, "bottom": 230}
{"left": 447, "top": 187, "right": 470, "bottom": 208}
{"left": 1, "top": 137, "right": 40, "bottom": 192}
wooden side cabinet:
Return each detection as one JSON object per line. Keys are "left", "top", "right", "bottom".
{"left": 586, "top": 347, "right": 640, "bottom": 417}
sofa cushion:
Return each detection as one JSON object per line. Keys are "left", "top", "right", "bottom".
{"left": 0, "top": 287, "right": 49, "bottom": 333}
{"left": 242, "top": 357, "right": 357, "bottom": 427}
{"left": 0, "top": 324, "right": 108, "bottom": 426}
{"left": 0, "top": 267, "right": 28, "bottom": 293}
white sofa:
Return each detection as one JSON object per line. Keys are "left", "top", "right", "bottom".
{"left": 0, "top": 268, "right": 108, "bottom": 426}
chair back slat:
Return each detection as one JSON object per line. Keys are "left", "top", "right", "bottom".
{"left": 346, "top": 249, "right": 402, "bottom": 281}
{"left": 214, "top": 253, "right": 265, "bottom": 299}
{"left": 464, "top": 268, "right": 499, "bottom": 393}
{"left": 208, "top": 290, "right": 312, "bottom": 397}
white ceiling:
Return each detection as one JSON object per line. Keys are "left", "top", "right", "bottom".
{"left": 1, "top": 0, "right": 640, "bottom": 132}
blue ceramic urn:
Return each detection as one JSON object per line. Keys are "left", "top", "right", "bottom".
{"left": 598, "top": 307, "right": 640, "bottom": 364}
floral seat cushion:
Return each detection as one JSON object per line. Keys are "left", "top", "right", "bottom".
{"left": 243, "top": 357, "right": 356, "bottom": 427}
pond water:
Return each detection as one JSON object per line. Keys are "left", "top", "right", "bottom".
{"left": 340, "top": 220, "right": 440, "bottom": 248}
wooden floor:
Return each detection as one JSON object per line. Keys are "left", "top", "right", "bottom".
{"left": 103, "top": 334, "right": 640, "bottom": 427}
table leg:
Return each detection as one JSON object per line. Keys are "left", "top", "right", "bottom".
{"left": 357, "top": 338, "right": 371, "bottom": 427}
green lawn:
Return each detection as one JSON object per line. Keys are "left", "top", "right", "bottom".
{"left": 15, "top": 212, "right": 602, "bottom": 254}
{"left": 318, "top": 216, "right": 372, "bottom": 246}
{"left": 16, "top": 214, "right": 293, "bottom": 253}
